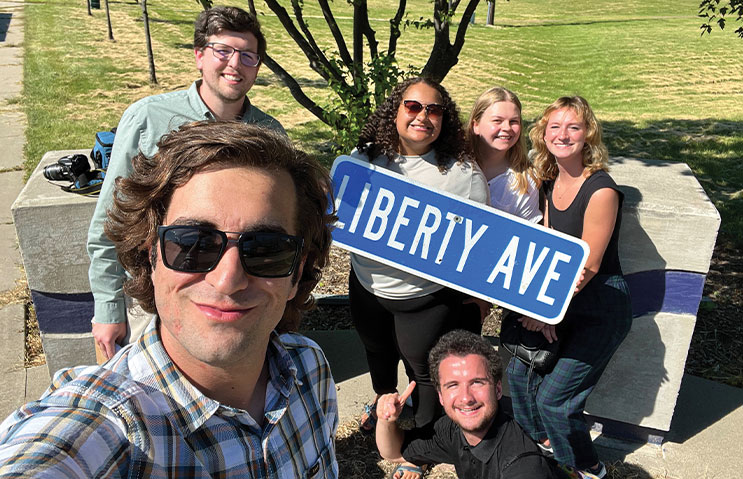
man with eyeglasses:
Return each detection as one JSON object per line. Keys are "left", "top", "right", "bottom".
{"left": 88, "top": 6, "right": 286, "bottom": 361}
{"left": 0, "top": 121, "right": 338, "bottom": 477}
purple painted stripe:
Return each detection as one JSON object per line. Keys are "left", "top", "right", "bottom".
{"left": 624, "top": 270, "right": 706, "bottom": 317}
{"left": 30, "top": 290, "right": 94, "bottom": 334}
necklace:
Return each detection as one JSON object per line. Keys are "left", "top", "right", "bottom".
{"left": 554, "top": 174, "right": 585, "bottom": 200}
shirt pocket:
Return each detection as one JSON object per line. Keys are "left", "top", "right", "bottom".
{"left": 302, "top": 444, "right": 337, "bottom": 479}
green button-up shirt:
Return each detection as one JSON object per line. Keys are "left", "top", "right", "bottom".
{"left": 87, "top": 80, "right": 285, "bottom": 324}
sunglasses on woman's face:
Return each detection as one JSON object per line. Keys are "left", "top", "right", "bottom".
{"left": 402, "top": 100, "right": 445, "bottom": 119}
{"left": 157, "top": 225, "right": 303, "bottom": 277}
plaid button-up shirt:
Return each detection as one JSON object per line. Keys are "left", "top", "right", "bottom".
{"left": 0, "top": 320, "right": 338, "bottom": 478}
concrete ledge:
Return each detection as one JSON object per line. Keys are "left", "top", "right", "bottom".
{"left": 40, "top": 332, "right": 96, "bottom": 378}
{"left": 12, "top": 149, "right": 97, "bottom": 294}
{"left": 587, "top": 312, "right": 696, "bottom": 432}
{"left": 611, "top": 157, "right": 720, "bottom": 275}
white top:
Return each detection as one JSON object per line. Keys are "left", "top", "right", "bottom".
{"left": 487, "top": 168, "right": 542, "bottom": 223}
{"left": 349, "top": 149, "right": 490, "bottom": 300}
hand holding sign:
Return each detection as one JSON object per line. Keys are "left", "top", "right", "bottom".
{"left": 330, "top": 156, "right": 589, "bottom": 324}
{"left": 377, "top": 381, "right": 417, "bottom": 423}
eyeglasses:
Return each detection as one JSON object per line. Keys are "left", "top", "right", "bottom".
{"left": 205, "top": 42, "right": 261, "bottom": 67}
{"left": 403, "top": 100, "right": 445, "bottom": 119}
{"left": 157, "top": 225, "right": 303, "bottom": 277}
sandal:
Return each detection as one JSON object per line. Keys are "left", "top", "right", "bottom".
{"left": 390, "top": 463, "right": 427, "bottom": 479}
{"left": 359, "top": 401, "right": 377, "bottom": 434}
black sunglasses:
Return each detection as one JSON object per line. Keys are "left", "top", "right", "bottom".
{"left": 157, "top": 225, "right": 303, "bottom": 277}
{"left": 403, "top": 100, "right": 445, "bottom": 118}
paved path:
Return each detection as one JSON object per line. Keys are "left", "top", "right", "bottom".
{"left": 0, "top": 0, "right": 49, "bottom": 422}
{"left": 0, "top": 4, "right": 741, "bottom": 477}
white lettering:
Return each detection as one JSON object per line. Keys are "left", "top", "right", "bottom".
{"left": 537, "top": 251, "right": 571, "bottom": 305}
{"left": 409, "top": 205, "right": 442, "bottom": 259}
{"left": 435, "top": 212, "right": 460, "bottom": 265}
{"left": 456, "top": 219, "right": 488, "bottom": 272}
{"left": 388, "top": 197, "right": 420, "bottom": 250}
{"left": 486, "top": 236, "right": 519, "bottom": 288}
{"left": 333, "top": 175, "right": 350, "bottom": 229}
{"left": 349, "top": 182, "right": 371, "bottom": 234}
{"left": 519, "top": 243, "right": 550, "bottom": 294}
{"left": 362, "top": 188, "right": 395, "bottom": 241}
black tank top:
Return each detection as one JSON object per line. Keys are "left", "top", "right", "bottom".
{"left": 544, "top": 170, "right": 623, "bottom": 275}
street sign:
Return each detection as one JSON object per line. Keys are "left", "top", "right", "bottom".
{"left": 330, "top": 156, "right": 589, "bottom": 324}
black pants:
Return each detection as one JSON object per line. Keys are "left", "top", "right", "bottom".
{"left": 349, "top": 268, "right": 481, "bottom": 428}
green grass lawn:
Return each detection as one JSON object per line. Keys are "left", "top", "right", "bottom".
{"left": 21, "top": 0, "right": 743, "bottom": 242}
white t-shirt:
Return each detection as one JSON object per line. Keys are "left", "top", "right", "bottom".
{"left": 349, "top": 149, "right": 490, "bottom": 300}
{"left": 488, "top": 168, "right": 542, "bottom": 223}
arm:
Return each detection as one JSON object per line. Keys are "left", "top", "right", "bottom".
{"left": 0, "top": 408, "right": 128, "bottom": 478}
{"left": 87, "top": 110, "right": 143, "bottom": 356}
{"left": 574, "top": 187, "right": 619, "bottom": 292}
{"left": 375, "top": 382, "right": 415, "bottom": 463}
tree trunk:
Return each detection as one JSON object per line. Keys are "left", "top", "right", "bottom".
{"left": 141, "top": 0, "right": 157, "bottom": 85}
{"left": 487, "top": 1, "right": 495, "bottom": 25}
{"left": 87, "top": 0, "right": 92, "bottom": 16}
{"left": 104, "top": 0, "right": 114, "bottom": 41}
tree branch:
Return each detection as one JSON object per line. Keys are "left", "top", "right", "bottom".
{"left": 261, "top": 53, "right": 331, "bottom": 126}
{"left": 256, "top": 0, "right": 336, "bottom": 82}
{"left": 387, "top": 0, "right": 407, "bottom": 55}
{"left": 317, "top": 0, "right": 353, "bottom": 65}
{"left": 453, "top": 0, "right": 480, "bottom": 51}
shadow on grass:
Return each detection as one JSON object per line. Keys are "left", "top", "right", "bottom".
{"left": 336, "top": 425, "right": 388, "bottom": 478}
{"left": 603, "top": 119, "right": 743, "bottom": 244}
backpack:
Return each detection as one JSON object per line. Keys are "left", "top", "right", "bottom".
{"left": 91, "top": 128, "right": 116, "bottom": 171}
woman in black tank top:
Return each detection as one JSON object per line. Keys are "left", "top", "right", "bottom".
{"left": 506, "top": 96, "right": 632, "bottom": 478}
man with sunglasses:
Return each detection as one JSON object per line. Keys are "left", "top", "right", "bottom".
{"left": 0, "top": 121, "right": 338, "bottom": 477}
{"left": 88, "top": 6, "right": 285, "bottom": 361}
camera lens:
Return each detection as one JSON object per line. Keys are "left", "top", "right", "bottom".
{"left": 43, "top": 163, "right": 74, "bottom": 182}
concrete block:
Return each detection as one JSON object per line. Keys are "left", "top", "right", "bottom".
{"left": 0, "top": 303, "right": 26, "bottom": 420}
{"left": 40, "top": 332, "right": 96, "bottom": 378}
{"left": 12, "top": 149, "right": 97, "bottom": 294}
{"left": 0, "top": 224, "right": 22, "bottom": 293}
{"left": 610, "top": 157, "right": 720, "bottom": 275}
{"left": 586, "top": 312, "right": 696, "bottom": 432}
{"left": 0, "top": 170, "right": 24, "bottom": 223}
{"left": 0, "top": 110, "right": 25, "bottom": 170}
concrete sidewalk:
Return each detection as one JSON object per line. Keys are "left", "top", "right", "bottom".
{"left": 1, "top": 4, "right": 741, "bottom": 478}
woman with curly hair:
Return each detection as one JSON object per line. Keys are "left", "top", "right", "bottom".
{"left": 348, "top": 78, "right": 488, "bottom": 456}
{"left": 507, "top": 96, "right": 632, "bottom": 478}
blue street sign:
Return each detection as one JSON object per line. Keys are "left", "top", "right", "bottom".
{"left": 330, "top": 156, "right": 589, "bottom": 324}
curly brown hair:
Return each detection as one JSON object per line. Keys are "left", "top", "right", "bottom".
{"left": 529, "top": 96, "right": 609, "bottom": 182}
{"left": 356, "top": 77, "right": 473, "bottom": 171}
{"left": 104, "top": 121, "right": 334, "bottom": 333}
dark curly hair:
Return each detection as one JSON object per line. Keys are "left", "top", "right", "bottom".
{"left": 429, "top": 329, "right": 503, "bottom": 391}
{"left": 356, "top": 77, "right": 473, "bottom": 171}
{"left": 104, "top": 121, "right": 334, "bottom": 333}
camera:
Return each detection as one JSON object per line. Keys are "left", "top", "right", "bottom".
{"left": 43, "top": 154, "right": 92, "bottom": 186}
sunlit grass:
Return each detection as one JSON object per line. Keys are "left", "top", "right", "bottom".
{"left": 21, "top": 0, "right": 743, "bottom": 242}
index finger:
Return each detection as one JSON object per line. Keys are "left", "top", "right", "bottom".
{"left": 398, "top": 381, "right": 416, "bottom": 404}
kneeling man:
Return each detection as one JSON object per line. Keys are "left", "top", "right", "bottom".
{"left": 376, "top": 329, "right": 559, "bottom": 479}
{"left": 0, "top": 122, "right": 338, "bottom": 478}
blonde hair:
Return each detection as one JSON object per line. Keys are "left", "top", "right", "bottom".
{"left": 466, "top": 87, "right": 535, "bottom": 194}
{"left": 529, "top": 96, "right": 609, "bottom": 182}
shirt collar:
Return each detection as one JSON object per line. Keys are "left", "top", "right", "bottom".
{"left": 189, "top": 80, "right": 252, "bottom": 121}
{"left": 130, "top": 319, "right": 299, "bottom": 435}
{"left": 461, "top": 407, "right": 508, "bottom": 463}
